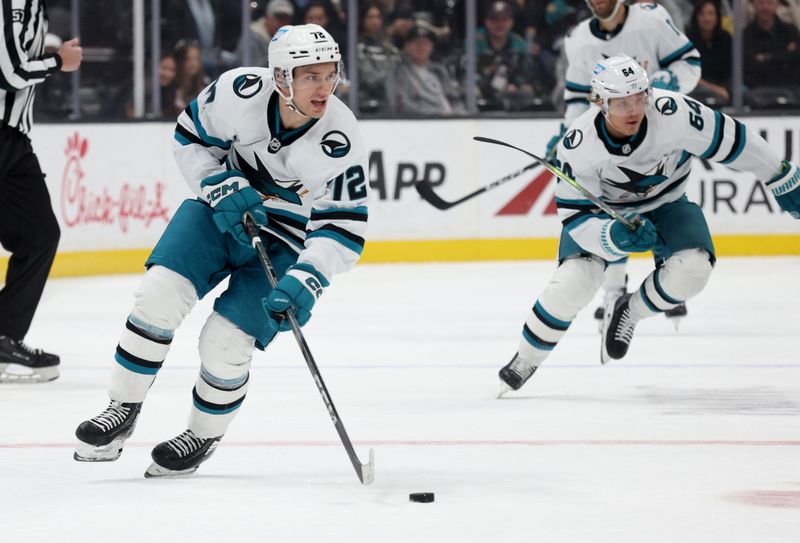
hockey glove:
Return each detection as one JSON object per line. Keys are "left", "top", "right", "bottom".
{"left": 263, "top": 264, "right": 329, "bottom": 331}
{"left": 609, "top": 213, "right": 658, "bottom": 253}
{"left": 650, "top": 70, "right": 679, "bottom": 91}
{"left": 765, "top": 161, "right": 800, "bottom": 219}
{"left": 545, "top": 123, "right": 566, "bottom": 164}
{"left": 200, "top": 170, "right": 268, "bottom": 245}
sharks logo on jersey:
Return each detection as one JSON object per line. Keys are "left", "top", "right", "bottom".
{"left": 234, "top": 149, "right": 303, "bottom": 205}
{"left": 610, "top": 162, "right": 669, "bottom": 195}
{"left": 656, "top": 96, "right": 678, "bottom": 115}
{"left": 233, "top": 74, "right": 263, "bottom": 98}
{"left": 320, "top": 130, "right": 350, "bottom": 158}
{"left": 563, "top": 129, "right": 583, "bottom": 150}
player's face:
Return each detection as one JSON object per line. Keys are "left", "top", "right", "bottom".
{"left": 589, "top": 0, "right": 616, "bottom": 19}
{"left": 291, "top": 63, "right": 339, "bottom": 117}
{"left": 606, "top": 91, "right": 648, "bottom": 136}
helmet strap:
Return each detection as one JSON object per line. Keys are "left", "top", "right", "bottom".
{"left": 275, "top": 69, "right": 312, "bottom": 119}
{"left": 596, "top": 0, "right": 623, "bottom": 24}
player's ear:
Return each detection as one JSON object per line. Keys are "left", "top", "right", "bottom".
{"left": 273, "top": 68, "right": 288, "bottom": 87}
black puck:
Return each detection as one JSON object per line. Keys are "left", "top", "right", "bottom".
{"left": 409, "top": 492, "right": 434, "bottom": 503}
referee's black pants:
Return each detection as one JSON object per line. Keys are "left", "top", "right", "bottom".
{"left": 0, "top": 124, "right": 60, "bottom": 340}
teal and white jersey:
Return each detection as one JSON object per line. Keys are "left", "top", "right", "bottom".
{"left": 172, "top": 67, "right": 368, "bottom": 282}
{"left": 556, "top": 89, "right": 784, "bottom": 261}
{"left": 563, "top": 3, "right": 700, "bottom": 125}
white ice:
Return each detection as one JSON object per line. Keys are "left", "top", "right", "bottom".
{"left": 1, "top": 257, "right": 799, "bottom": 542}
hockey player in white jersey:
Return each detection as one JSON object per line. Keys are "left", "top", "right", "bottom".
{"left": 552, "top": 0, "right": 702, "bottom": 328}
{"left": 74, "top": 24, "right": 369, "bottom": 477}
{"left": 499, "top": 55, "right": 800, "bottom": 394}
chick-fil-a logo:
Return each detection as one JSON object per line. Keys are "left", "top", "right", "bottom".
{"left": 61, "top": 132, "right": 171, "bottom": 233}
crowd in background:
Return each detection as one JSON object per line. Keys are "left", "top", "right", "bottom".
{"left": 34, "top": 0, "right": 800, "bottom": 121}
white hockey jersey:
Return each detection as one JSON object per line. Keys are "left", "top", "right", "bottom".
{"left": 555, "top": 89, "right": 783, "bottom": 261}
{"left": 563, "top": 3, "right": 701, "bottom": 125}
{"left": 172, "top": 67, "right": 368, "bottom": 282}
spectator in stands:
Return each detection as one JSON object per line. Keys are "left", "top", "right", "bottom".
{"left": 686, "top": 0, "right": 732, "bottom": 105}
{"left": 634, "top": 0, "right": 694, "bottom": 31}
{"left": 303, "top": 0, "right": 348, "bottom": 57}
{"left": 162, "top": 0, "right": 241, "bottom": 77}
{"left": 173, "top": 40, "right": 210, "bottom": 113}
{"left": 236, "top": 0, "right": 295, "bottom": 67}
{"left": 115, "top": 53, "right": 179, "bottom": 119}
{"left": 384, "top": 0, "right": 417, "bottom": 48}
{"left": 744, "top": 0, "right": 800, "bottom": 92}
{"left": 357, "top": 3, "right": 402, "bottom": 113}
{"left": 152, "top": 54, "right": 179, "bottom": 119}
{"left": 385, "top": 24, "right": 464, "bottom": 115}
{"left": 474, "top": 0, "right": 550, "bottom": 111}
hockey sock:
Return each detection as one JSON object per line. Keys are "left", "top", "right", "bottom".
{"left": 110, "top": 315, "right": 173, "bottom": 402}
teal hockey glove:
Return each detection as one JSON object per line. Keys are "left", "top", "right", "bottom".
{"left": 263, "top": 264, "right": 329, "bottom": 331}
{"left": 650, "top": 70, "right": 679, "bottom": 91}
{"left": 200, "top": 170, "right": 267, "bottom": 245}
{"left": 609, "top": 214, "right": 658, "bottom": 253}
{"left": 765, "top": 161, "right": 800, "bottom": 219}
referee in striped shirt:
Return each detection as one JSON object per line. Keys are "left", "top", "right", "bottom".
{"left": 0, "top": 0, "right": 81, "bottom": 383}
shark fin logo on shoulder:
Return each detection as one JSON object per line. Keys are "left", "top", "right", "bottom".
{"left": 233, "top": 74, "right": 263, "bottom": 99}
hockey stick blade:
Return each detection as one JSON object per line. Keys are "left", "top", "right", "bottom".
{"left": 415, "top": 162, "right": 540, "bottom": 211}
{"left": 473, "top": 136, "right": 636, "bottom": 228}
{"left": 243, "top": 213, "right": 375, "bottom": 485}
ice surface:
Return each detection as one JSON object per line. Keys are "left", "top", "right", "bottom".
{"left": 1, "top": 257, "right": 798, "bottom": 542}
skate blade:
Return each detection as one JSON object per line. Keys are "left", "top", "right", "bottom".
{"left": 144, "top": 462, "right": 199, "bottom": 478}
{"left": 74, "top": 439, "right": 125, "bottom": 462}
{"left": 497, "top": 380, "right": 513, "bottom": 399}
{"left": 599, "top": 305, "right": 614, "bottom": 365}
{"left": 667, "top": 316, "right": 684, "bottom": 332}
{"left": 0, "top": 363, "right": 59, "bottom": 384}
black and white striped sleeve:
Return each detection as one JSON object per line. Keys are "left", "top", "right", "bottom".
{"left": 0, "top": 1, "right": 60, "bottom": 91}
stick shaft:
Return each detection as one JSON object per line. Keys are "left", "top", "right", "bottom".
{"left": 473, "top": 136, "right": 636, "bottom": 228}
{"left": 243, "top": 213, "right": 372, "bottom": 483}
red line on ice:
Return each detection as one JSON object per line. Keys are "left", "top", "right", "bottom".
{"left": 1, "top": 439, "right": 800, "bottom": 449}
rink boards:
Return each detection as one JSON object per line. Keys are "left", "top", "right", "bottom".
{"left": 2, "top": 116, "right": 799, "bottom": 276}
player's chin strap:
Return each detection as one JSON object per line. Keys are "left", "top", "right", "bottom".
{"left": 595, "top": 0, "right": 624, "bottom": 23}
{"left": 277, "top": 84, "right": 312, "bottom": 119}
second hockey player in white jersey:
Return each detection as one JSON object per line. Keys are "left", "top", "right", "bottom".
{"left": 562, "top": 0, "right": 700, "bottom": 126}
{"left": 499, "top": 55, "right": 800, "bottom": 394}
{"left": 74, "top": 24, "right": 369, "bottom": 477}
{"left": 554, "top": 0, "right": 702, "bottom": 326}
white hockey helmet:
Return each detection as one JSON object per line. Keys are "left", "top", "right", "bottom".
{"left": 590, "top": 54, "right": 651, "bottom": 115}
{"left": 268, "top": 24, "right": 342, "bottom": 112}
{"left": 584, "top": 0, "right": 626, "bottom": 23}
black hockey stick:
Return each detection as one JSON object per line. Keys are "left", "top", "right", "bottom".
{"left": 415, "top": 161, "right": 541, "bottom": 210}
{"left": 243, "top": 213, "right": 375, "bottom": 485}
{"left": 473, "top": 136, "right": 637, "bottom": 228}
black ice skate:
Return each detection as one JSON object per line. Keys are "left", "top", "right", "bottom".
{"left": 145, "top": 429, "right": 222, "bottom": 478}
{"left": 498, "top": 353, "right": 538, "bottom": 397}
{"left": 664, "top": 303, "right": 688, "bottom": 331}
{"left": 0, "top": 335, "right": 60, "bottom": 383}
{"left": 601, "top": 293, "right": 638, "bottom": 364}
{"left": 74, "top": 400, "right": 142, "bottom": 461}
{"left": 593, "top": 286, "right": 627, "bottom": 331}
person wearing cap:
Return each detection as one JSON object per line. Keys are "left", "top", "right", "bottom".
{"left": 385, "top": 24, "right": 464, "bottom": 115}
{"left": 236, "top": 0, "right": 296, "bottom": 67}
{"left": 474, "top": 0, "right": 548, "bottom": 111}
